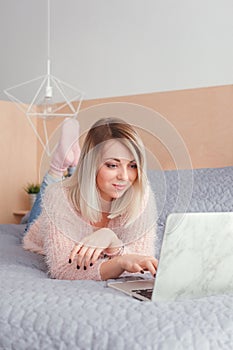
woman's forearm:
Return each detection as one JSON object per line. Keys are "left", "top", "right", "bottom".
{"left": 100, "top": 256, "right": 124, "bottom": 280}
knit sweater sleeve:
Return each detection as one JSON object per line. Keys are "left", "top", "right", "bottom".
{"left": 43, "top": 210, "right": 105, "bottom": 281}
{"left": 23, "top": 182, "right": 105, "bottom": 281}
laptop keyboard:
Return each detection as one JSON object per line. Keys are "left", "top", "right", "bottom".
{"left": 132, "top": 288, "right": 153, "bottom": 300}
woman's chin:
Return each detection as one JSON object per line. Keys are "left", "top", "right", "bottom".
{"left": 111, "top": 191, "right": 126, "bottom": 199}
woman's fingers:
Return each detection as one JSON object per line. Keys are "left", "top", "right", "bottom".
{"left": 142, "top": 260, "right": 157, "bottom": 277}
{"left": 70, "top": 244, "right": 104, "bottom": 269}
{"left": 90, "top": 248, "right": 103, "bottom": 265}
{"left": 139, "top": 257, "right": 158, "bottom": 275}
{"left": 76, "top": 245, "right": 89, "bottom": 268}
{"left": 82, "top": 247, "right": 104, "bottom": 268}
{"left": 80, "top": 247, "right": 99, "bottom": 269}
{"left": 121, "top": 255, "right": 158, "bottom": 277}
{"left": 69, "top": 243, "right": 82, "bottom": 262}
{"left": 132, "top": 263, "right": 143, "bottom": 273}
{"left": 68, "top": 229, "right": 119, "bottom": 268}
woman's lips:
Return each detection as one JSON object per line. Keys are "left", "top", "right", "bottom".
{"left": 112, "top": 184, "right": 127, "bottom": 191}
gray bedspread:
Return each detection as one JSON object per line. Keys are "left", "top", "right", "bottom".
{"left": 1, "top": 166, "right": 233, "bottom": 350}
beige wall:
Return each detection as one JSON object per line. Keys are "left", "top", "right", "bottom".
{"left": 0, "top": 101, "right": 38, "bottom": 224}
{"left": 1, "top": 85, "right": 233, "bottom": 223}
{"left": 80, "top": 85, "right": 233, "bottom": 169}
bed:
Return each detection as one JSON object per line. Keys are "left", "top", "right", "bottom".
{"left": 1, "top": 166, "right": 233, "bottom": 350}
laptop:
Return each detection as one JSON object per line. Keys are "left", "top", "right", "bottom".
{"left": 108, "top": 212, "right": 233, "bottom": 301}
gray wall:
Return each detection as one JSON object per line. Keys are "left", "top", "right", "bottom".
{"left": 1, "top": 0, "right": 233, "bottom": 100}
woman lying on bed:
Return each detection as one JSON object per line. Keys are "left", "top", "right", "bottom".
{"left": 23, "top": 117, "right": 158, "bottom": 281}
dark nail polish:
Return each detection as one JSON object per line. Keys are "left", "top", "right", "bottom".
{"left": 90, "top": 263, "right": 93, "bottom": 267}
{"left": 68, "top": 259, "right": 72, "bottom": 264}
{"left": 140, "top": 270, "right": 144, "bottom": 274}
{"left": 154, "top": 274, "right": 156, "bottom": 278}
{"left": 84, "top": 266, "right": 87, "bottom": 270}
{"left": 77, "top": 265, "right": 80, "bottom": 269}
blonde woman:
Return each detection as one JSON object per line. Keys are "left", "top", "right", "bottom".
{"left": 23, "top": 117, "right": 158, "bottom": 281}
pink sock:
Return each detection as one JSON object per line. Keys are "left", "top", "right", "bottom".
{"left": 50, "top": 118, "right": 80, "bottom": 177}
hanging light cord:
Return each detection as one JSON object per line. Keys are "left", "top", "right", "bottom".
{"left": 46, "top": 0, "right": 52, "bottom": 97}
{"left": 47, "top": 0, "right": 50, "bottom": 62}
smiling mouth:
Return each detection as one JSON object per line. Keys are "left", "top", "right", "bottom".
{"left": 112, "top": 184, "right": 127, "bottom": 191}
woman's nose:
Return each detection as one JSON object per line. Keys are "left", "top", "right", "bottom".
{"left": 117, "top": 166, "right": 129, "bottom": 181}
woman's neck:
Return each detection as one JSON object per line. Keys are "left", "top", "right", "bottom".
{"left": 99, "top": 196, "right": 112, "bottom": 213}
{"left": 92, "top": 212, "right": 110, "bottom": 229}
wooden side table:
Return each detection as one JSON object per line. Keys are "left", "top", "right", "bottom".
{"left": 13, "top": 210, "right": 29, "bottom": 224}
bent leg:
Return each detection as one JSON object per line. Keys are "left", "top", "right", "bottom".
{"left": 25, "top": 172, "right": 61, "bottom": 232}
{"left": 25, "top": 118, "right": 80, "bottom": 232}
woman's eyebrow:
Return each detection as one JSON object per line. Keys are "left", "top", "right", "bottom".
{"left": 103, "top": 158, "right": 136, "bottom": 163}
{"left": 103, "top": 158, "right": 120, "bottom": 162}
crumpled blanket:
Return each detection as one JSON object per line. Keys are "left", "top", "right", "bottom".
{"left": 1, "top": 166, "right": 233, "bottom": 350}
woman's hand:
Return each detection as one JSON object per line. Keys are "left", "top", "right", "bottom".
{"left": 69, "top": 228, "right": 122, "bottom": 269}
{"left": 100, "top": 254, "right": 158, "bottom": 280}
{"left": 118, "top": 254, "right": 158, "bottom": 277}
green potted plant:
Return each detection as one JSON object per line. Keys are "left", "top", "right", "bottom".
{"left": 24, "top": 183, "right": 40, "bottom": 209}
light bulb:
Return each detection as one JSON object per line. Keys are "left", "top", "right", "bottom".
{"left": 40, "top": 84, "right": 57, "bottom": 118}
{"left": 42, "top": 96, "right": 53, "bottom": 116}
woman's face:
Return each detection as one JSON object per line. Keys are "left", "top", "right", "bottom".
{"left": 96, "top": 140, "right": 138, "bottom": 201}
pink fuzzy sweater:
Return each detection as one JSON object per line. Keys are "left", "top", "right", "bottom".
{"left": 23, "top": 182, "right": 157, "bottom": 281}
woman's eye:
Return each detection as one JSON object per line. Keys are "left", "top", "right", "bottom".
{"left": 106, "top": 163, "right": 117, "bottom": 168}
{"left": 130, "top": 163, "right": 137, "bottom": 169}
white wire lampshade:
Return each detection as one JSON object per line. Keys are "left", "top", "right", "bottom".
{"left": 4, "top": 61, "right": 83, "bottom": 119}
{"left": 4, "top": 69, "right": 84, "bottom": 156}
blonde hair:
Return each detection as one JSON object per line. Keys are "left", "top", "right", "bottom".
{"left": 66, "top": 118, "right": 148, "bottom": 224}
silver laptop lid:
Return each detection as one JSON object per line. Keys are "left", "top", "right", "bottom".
{"left": 152, "top": 212, "right": 233, "bottom": 302}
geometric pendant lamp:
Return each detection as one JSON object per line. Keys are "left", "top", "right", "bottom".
{"left": 4, "top": 0, "right": 84, "bottom": 156}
